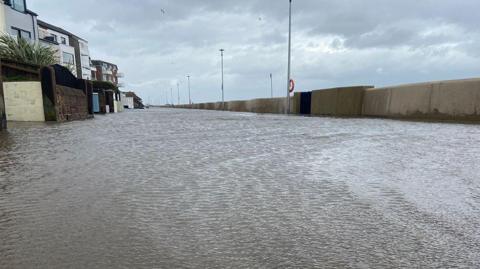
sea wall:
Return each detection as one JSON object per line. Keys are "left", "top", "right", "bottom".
{"left": 3, "top": 82, "right": 45, "bottom": 122}
{"left": 363, "top": 78, "right": 480, "bottom": 121}
{"left": 311, "top": 86, "right": 373, "bottom": 116}
{"left": 176, "top": 78, "right": 480, "bottom": 122}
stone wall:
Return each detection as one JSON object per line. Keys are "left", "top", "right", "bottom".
{"left": 41, "top": 65, "right": 93, "bottom": 122}
{"left": 3, "top": 82, "right": 45, "bottom": 122}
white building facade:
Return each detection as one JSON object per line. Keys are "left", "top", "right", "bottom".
{"left": 37, "top": 20, "right": 92, "bottom": 80}
{"left": 0, "top": 0, "right": 38, "bottom": 41}
{"left": 76, "top": 38, "right": 91, "bottom": 80}
{"left": 38, "top": 20, "right": 77, "bottom": 76}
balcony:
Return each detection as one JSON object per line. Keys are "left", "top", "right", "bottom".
{"left": 117, "top": 72, "right": 124, "bottom": 78}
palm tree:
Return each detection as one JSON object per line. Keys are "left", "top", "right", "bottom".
{"left": 0, "top": 34, "right": 57, "bottom": 66}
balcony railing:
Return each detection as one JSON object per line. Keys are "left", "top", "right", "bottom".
{"left": 117, "top": 72, "right": 124, "bottom": 78}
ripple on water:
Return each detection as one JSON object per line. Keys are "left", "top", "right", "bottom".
{"left": 0, "top": 109, "right": 479, "bottom": 268}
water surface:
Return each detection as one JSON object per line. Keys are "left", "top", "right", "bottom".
{"left": 1, "top": 109, "right": 479, "bottom": 268}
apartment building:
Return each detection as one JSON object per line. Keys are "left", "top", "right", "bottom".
{"left": 37, "top": 20, "right": 92, "bottom": 79}
{"left": 72, "top": 37, "right": 92, "bottom": 80}
{"left": 0, "top": 0, "right": 38, "bottom": 41}
{"left": 37, "top": 20, "right": 76, "bottom": 75}
{"left": 91, "top": 60, "right": 123, "bottom": 87}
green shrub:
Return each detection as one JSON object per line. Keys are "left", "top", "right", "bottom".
{"left": 0, "top": 34, "right": 57, "bottom": 66}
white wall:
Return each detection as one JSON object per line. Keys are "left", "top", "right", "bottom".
{"left": 0, "top": 5, "right": 6, "bottom": 33}
{"left": 38, "top": 26, "right": 77, "bottom": 76}
{"left": 126, "top": 97, "right": 134, "bottom": 109}
{"left": 4, "top": 82, "right": 45, "bottom": 122}
{"left": 3, "top": 4, "right": 38, "bottom": 41}
{"left": 78, "top": 39, "right": 91, "bottom": 80}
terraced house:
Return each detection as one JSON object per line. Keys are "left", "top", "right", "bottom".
{"left": 91, "top": 60, "right": 123, "bottom": 87}
{"left": 0, "top": 0, "right": 38, "bottom": 41}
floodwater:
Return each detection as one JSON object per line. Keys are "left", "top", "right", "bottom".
{"left": 0, "top": 108, "right": 479, "bottom": 268}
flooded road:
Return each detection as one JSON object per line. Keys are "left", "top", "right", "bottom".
{"left": 1, "top": 108, "right": 479, "bottom": 268}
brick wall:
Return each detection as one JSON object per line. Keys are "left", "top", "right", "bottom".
{"left": 0, "top": 83, "right": 5, "bottom": 130}
{"left": 54, "top": 85, "right": 89, "bottom": 122}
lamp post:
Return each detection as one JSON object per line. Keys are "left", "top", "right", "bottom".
{"left": 270, "top": 73, "right": 273, "bottom": 98}
{"left": 170, "top": 88, "right": 173, "bottom": 107}
{"left": 186, "top": 75, "right": 191, "bottom": 105}
{"left": 177, "top": 82, "right": 180, "bottom": 105}
{"left": 286, "top": 0, "right": 292, "bottom": 114}
{"left": 220, "top": 49, "right": 225, "bottom": 110}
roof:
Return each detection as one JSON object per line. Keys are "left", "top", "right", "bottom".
{"left": 91, "top": 60, "right": 118, "bottom": 68}
{"left": 37, "top": 20, "right": 87, "bottom": 42}
{"left": 26, "top": 9, "right": 38, "bottom": 16}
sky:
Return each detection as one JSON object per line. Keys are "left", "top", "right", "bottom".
{"left": 29, "top": 0, "right": 480, "bottom": 105}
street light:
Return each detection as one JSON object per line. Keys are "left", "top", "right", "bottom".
{"left": 270, "top": 73, "right": 273, "bottom": 98}
{"left": 286, "top": 0, "right": 292, "bottom": 114}
{"left": 170, "top": 88, "right": 173, "bottom": 107}
{"left": 177, "top": 82, "right": 180, "bottom": 105}
{"left": 186, "top": 75, "right": 192, "bottom": 105}
{"left": 220, "top": 49, "right": 225, "bottom": 110}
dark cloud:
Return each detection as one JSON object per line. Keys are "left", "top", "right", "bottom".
{"left": 29, "top": 0, "right": 480, "bottom": 104}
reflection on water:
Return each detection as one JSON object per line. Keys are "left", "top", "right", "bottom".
{"left": 1, "top": 109, "right": 479, "bottom": 268}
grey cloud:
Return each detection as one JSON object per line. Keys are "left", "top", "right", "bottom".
{"left": 28, "top": 0, "right": 480, "bottom": 103}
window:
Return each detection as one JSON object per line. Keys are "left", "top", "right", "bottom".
{"left": 62, "top": 52, "right": 75, "bottom": 65}
{"left": 11, "top": 27, "right": 31, "bottom": 40}
{"left": 61, "top": 37, "right": 66, "bottom": 45}
{"left": 11, "top": 0, "right": 26, "bottom": 12}
{"left": 50, "top": 34, "right": 58, "bottom": 43}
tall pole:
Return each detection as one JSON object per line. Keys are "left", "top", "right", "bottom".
{"left": 286, "top": 0, "right": 292, "bottom": 114}
{"left": 220, "top": 49, "right": 225, "bottom": 110}
{"left": 187, "top": 75, "right": 191, "bottom": 105}
{"left": 270, "top": 73, "right": 273, "bottom": 98}
{"left": 177, "top": 82, "right": 180, "bottom": 105}
{"left": 170, "top": 88, "right": 173, "bottom": 106}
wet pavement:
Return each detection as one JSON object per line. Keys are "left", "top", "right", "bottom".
{"left": 0, "top": 108, "right": 479, "bottom": 268}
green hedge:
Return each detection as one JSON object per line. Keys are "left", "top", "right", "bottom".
{"left": 91, "top": 80, "right": 118, "bottom": 91}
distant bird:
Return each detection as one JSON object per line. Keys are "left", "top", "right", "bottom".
{"left": 258, "top": 17, "right": 262, "bottom": 21}
{"left": 161, "top": 9, "right": 166, "bottom": 14}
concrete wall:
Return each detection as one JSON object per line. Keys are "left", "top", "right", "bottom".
{"left": 176, "top": 79, "right": 480, "bottom": 122}
{"left": 4, "top": 82, "right": 45, "bottom": 122}
{"left": 290, "top": 93, "right": 301, "bottom": 114}
{"left": 246, "top": 97, "right": 286, "bottom": 114}
{"left": 311, "top": 86, "right": 372, "bottom": 116}
{"left": 178, "top": 95, "right": 296, "bottom": 115}
{"left": 363, "top": 78, "right": 480, "bottom": 120}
